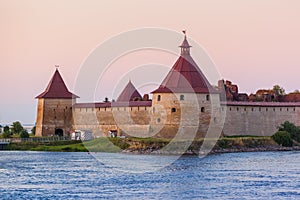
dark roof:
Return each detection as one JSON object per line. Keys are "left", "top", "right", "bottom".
{"left": 152, "top": 55, "right": 218, "bottom": 94}
{"left": 116, "top": 81, "right": 142, "bottom": 102}
{"left": 152, "top": 36, "right": 218, "bottom": 94}
{"left": 36, "top": 69, "right": 79, "bottom": 99}
{"left": 222, "top": 101, "right": 300, "bottom": 107}
{"left": 74, "top": 101, "right": 152, "bottom": 108}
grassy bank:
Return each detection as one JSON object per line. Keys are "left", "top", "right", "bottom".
{"left": 7, "top": 140, "right": 87, "bottom": 152}
{"left": 6, "top": 137, "right": 129, "bottom": 152}
{"left": 5, "top": 135, "right": 299, "bottom": 154}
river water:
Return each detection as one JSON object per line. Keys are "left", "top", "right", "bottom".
{"left": 0, "top": 151, "right": 299, "bottom": 199}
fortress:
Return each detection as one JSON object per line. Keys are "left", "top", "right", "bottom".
{"left": 35, "top": 34, "right": 300, "bottom": 138}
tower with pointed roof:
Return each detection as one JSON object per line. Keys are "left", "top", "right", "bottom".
{"left": 151, "top": 32, "right": 221, "bottom": 138}
{"left": 117, "top": 80, "right": 142, "bottom": 102}
{"left": 35, "top": 68, "right": 78, "bottom": 137}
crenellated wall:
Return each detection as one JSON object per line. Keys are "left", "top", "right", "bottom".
{"left": 73, "top": 105, "right": 152, "bottom": 138}
{"left": 73, "top": 92, "right": 224, "bottom": 139}
{"left": 222, "top": 102, "right": 300, "bottom": 136}
{"left": 39, "top": 96, "right": 300, "bottom": 138}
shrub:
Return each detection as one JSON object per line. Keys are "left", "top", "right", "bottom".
{"left": 2, "top": 131, "right": 11, "bottom": 138}
{"left": 217, "top": 139, "right": 229, "bottom": 149}
{"left": 278, "top": 121, "right": 300, "bottom": 142}
{"left": 271, "top": 131, "right": 293, "bottom": 147}
{"left": 20, "top": 130, "right": 29, "bottom": 138}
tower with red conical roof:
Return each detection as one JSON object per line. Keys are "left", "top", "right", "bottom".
{"left": 151, "top": 32, "right": 221, "bottom": 138}
{"left": 117, "top": 80, "right": 142, "bottom": 102}
{"left": 35, "top": 68, "right": 78, "bottom": 137}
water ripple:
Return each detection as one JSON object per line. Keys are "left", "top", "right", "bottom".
{"left": 0, "top": 151, "right": 299, "bottom": 199}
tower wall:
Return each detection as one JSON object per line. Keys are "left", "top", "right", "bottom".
{"left": 35, "top": 98, "right": 74, "bottom": 136}
{"left": 150, "top": 93, "right": 222, "bottom": 139}
{"left": 35, "top": 99, "right": 45, "bottom": 137}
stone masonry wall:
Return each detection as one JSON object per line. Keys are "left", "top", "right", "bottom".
{"left": 36, "top": 98, "right": 74, "bottom": 137}
{"left": 74, "top": 93, "right": 224, "bottom": 139}
{"left": 222, "top": 104, "right": 300, "bottom": 136}
{"left": 73, "top": 106, "right": 152, "bottom": 138}
{"left": 150, "top": 93, "right": 223, "bottom": 139}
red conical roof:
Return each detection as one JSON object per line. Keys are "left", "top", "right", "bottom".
{"left": 152, "top": 34, "right": 218, "bottom": 94}
{"left": 36, "top": 69, "right": 79, "bottom": 99}
{"left": 117, "top": 81, "right": 142, "bottom": 102}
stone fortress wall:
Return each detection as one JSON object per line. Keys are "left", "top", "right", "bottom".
{"left": 73, "top": 94, "right": 300, "bottom": 138}
{"left": 221, "top": 102, "right": 300, "bottom": 136}
{"left": 73, "top": 104, "right": 152, "bottom": 138}
{"left": 73, "top": 93, "right": 224, "bottom": 139}
{"left": 35, "top": 34, "right": 300, "bottom": 138}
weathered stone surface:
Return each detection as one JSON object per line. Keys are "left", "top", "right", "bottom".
{"left": 222, "top": 104, "right": 300, "bottom": 136}
{"left": 35, "top": 99, "right": 74, "bottom": 137}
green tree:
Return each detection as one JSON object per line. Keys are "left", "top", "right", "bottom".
{"left": 20, "top": 129, "right": 29, "bottom": 138}
{"left": 272, "top": 131, "right": 293, "bottom": 147}
{"left": 273, "top": 85, "right": 285, "bottom": 96}
{"left": 3, "top": 125, "right": 10, "bottom": 134}
{"left": 2, "top": 131, "right": 11, "bottom": 138}
{"left": 31, "top": 126, "right": 36, "bottom": 135}
{"left": 278, "top": 121, "right": 300, "bottom": 142}
{"left": 11, "top": 121, "right": 24, "bottom": 135}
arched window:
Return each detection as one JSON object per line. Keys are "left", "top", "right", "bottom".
{"left": 157, "top": 118, "right": 161, "bottom": 123}
{"left": 180, "top": 95, "right": 184, "bottom": 101}
{"left": 157, "top": 95, "right": 161, "bottom": 101}
{"left": 171, "top": 108, "right": 176, "bottom": 113}
{"left": 201, "top": 107, "right": 205, "bottom": 113}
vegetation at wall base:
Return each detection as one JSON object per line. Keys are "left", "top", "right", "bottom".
{"left": 7, "top": 140, "right": 85, "bottom": 152}
{"left": 84, "top": 137, "right": 130, "bottom": 153}
{"left": 3, "top": 133, "right": 299, "bottom": 153}
{"left": 271, "top": 121, "right": 300, "bottom": 146}
{"left": 271, "top": 131, "right": 293, "bottom": 147}
{"left": 278, "top": 121, "right": 300, "bottom": 142}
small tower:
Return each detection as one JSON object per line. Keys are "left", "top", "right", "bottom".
{"left": 117, "top": 80, "right": 142, "bottom": 102}
{"left": 179, "top": 30, "right": 192, "bottom": 56}
{"left": 35, "top": 68, "right": 79, "bottom": 137}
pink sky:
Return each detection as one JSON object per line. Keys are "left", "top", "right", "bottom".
{"left": 1, "top": 0, "right": 300, "bottom": 124}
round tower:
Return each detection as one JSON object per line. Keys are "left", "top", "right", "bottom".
{"left": 151, "top": 32, "right": 221, "bottom": 139}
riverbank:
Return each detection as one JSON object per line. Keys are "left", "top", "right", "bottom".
{"left": 4, "top": 136, "right": 300, "bottom": 155}
{"left": 122, "top": 136, "right": 300, "bottom": 155}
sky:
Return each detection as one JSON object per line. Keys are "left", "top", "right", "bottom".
{"left": 0, "top": 0, "right": 300, "bottom": 124}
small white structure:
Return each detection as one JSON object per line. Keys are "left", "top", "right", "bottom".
{"left": 71, "top": 130, "right": 93, "bottom": 141}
